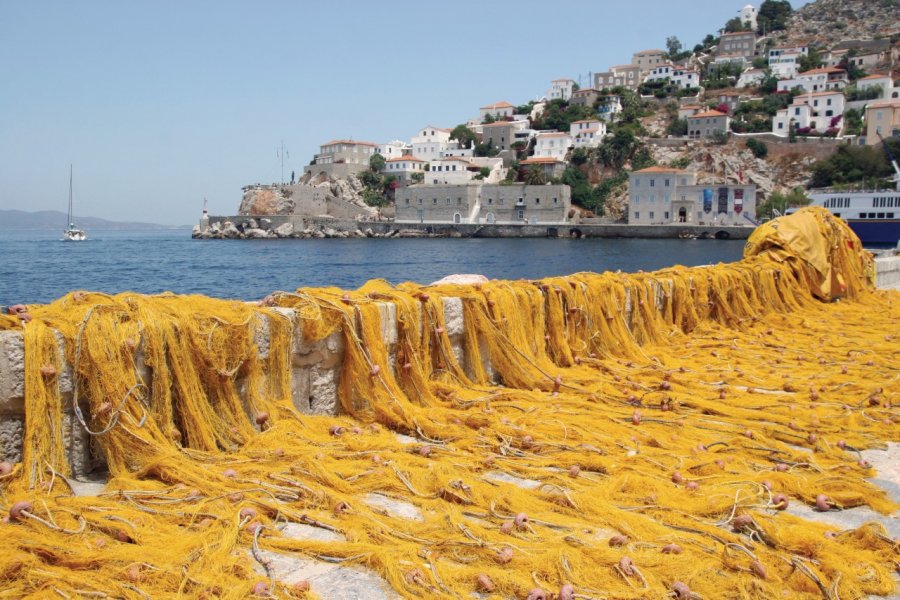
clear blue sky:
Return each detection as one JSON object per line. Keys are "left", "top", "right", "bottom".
{"left": 0, "top": 1, "right": 809, "bottom": 226}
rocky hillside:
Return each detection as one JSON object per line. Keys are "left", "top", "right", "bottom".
{"left": 780, "top": 0, "right": 900, "bottom": 46}
{"left": 238, "top": 171, "right": 377, "bottom": 219}
{"left": 599, "top": 140, "right": 819, "bottom": 221}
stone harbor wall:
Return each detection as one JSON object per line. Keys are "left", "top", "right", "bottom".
{"left": 195, "top": 214, "right": 757, "bottom": 240}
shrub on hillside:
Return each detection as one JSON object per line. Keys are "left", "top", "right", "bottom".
{"left": 746, "top": 138, "right": 768, "bottom": 158}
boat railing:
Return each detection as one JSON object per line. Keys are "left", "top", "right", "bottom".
{"left": 808, "top": 187, "right": 899, "bottom": 195}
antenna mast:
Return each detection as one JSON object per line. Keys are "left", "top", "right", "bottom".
{"left": 276, "top": 141, "right": 289, "bottom": 185}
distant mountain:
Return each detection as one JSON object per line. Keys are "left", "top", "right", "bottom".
{"left": 0, "top": 210, "right": 190, "bottom": 231}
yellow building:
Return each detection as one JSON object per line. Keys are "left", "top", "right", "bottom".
{"left": 865, "top": 99, "right": 900, "bottom": 145}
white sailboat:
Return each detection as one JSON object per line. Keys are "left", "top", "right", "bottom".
{"left": 63, "top": 164, "right": 86, "bottom": 241}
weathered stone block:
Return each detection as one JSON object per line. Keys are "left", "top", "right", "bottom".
{"left": 291, "top": 367, "right": 311, "bottom": 413}
{"left": 376, "top": 302, "right": 397, "bottom": 346}
{"left": 442, "top": 297, "right": 464, "bottom": 337}
{"left": 0, "top": 415, "right": 24, "bottom": 463}
{"left": 0, "top": 331, "right": 25, "bottom": 414}
{"left": 309, "top": 366, "right": 340, "bottom": 415}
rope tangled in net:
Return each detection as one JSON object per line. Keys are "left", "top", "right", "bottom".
{"left": 0, "top": 207, "right": 897, "bottom": 599}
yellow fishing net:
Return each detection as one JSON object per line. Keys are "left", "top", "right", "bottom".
{"left": 0, "top": 207, "right": 897, "bottom": 599}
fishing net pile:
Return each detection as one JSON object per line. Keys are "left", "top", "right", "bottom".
{"left": 0, "top": 207, "right": 897, "bottom": 599}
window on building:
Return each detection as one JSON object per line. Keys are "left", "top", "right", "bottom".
{"left": 650, "top": 179, "right": 655, "bottom": 187}
{"left": 488, "top": 198, "right": 493, "bottom": 205}
{"left": 649, "top": 211, "right": 655, "bottom": 219}
{"left": 634, "top": 211, "right": 640, "bottom": 219}
{"left": 405, "top": 199, "right": 410, "bottom": 205}
{"left": 664, "top": 178, "right": 670, "bottom": 187}
{"left": 418, "top": 199, "right": 422, "bottom": 204}
{"left": 664, "top": 211, "right": 670, "bottom": 219}
{"left": 553, "top": 197, "right": 558, "bottom": 204}
{"left": 433, "top": 199, "right": 437, "bottom": 204}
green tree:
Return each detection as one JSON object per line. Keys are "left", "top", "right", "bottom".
{"left": 362, "top": 189, "right": 387, "bottom": 207}
{"left": 724, "top": 17, "right": 749, "bottom": 33}
{"left": 630, "top": 145, "right": 655, "bottom": 170}
{"left": 757, "top": 187, "right": 810, "bottom": 219}
{"left": 524, "top": 166, "right": 547, "bottom": 185}
{"left": 570, "top": 147, "right": 590, "bottom": 166}
{"left": 369, "top": 153, "right": 385, "bottom": 173}
{"left": 666, "top": 35, "right": 683, "bottom": 59}
{"left": 482, "top": 113, "right": 496, "bottom": 124}
{"left": 410, "top": 172, "right": 424, "bottom": 184}
{"left": 597, "top": 129, "right": 637, "bottom": 169}
{"left": 842, "top": 108, "right": 864, "bottom": 136}
{"left": 449, "top": 125, "right": 476, "bottom": 149}
{"left": 474, "top": 167, "right": 491, "bottom": 180}
{"left": 474, "top": 139, "right": 500, "bottom": 157}
{"left": 745, "top": 138, "right": 768, "bottom": 158}
{"left": 667, "top": 118, "right": 688, "bottom": 137}
{"left": 838, "top": 51, "right": 867, "bottom": 81}
{"left": 560, "top": 167, "right": 592, "bottom": 206}
{"left": 809, "top": 141, "right": 900, "bottom": 188}
{"left": 757, "top": 0, "right": 792, "bottom": 34}
{"left": 797, "top": 48, "right": 823, "bottom": 73}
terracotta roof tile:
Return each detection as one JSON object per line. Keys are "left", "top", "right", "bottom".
{"left": 322, "top": 139, "right": 378, "bottom": 147}
{"left": 480, "top": 101, "right": 514, "bottom": 110}
{"left": 799, "top": 67, "right": 846, "bottom": 75}
{"left": 634, "top": 166, "right": 689, "bottom": 173}
{"left": 386, "top": 156, "right": 426, "bottom": 163}
{"left": 520, "top": 157, "right": 565, "bottom": 164}
{"left": 689, "top": 110, "right": 728, "bottom": 118}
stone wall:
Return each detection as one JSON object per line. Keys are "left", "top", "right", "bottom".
{"left": 2, "top": 258, "right": 896, "bottom": 474}
{"left": 875, "top": 255, "right": 900, "bottom": 290}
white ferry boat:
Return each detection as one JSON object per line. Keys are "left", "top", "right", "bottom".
{"left": 803, "top": 190, "right": 899, "bottom": 247}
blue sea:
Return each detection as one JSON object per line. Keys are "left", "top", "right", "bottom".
{"left": 0, "top": 230, "right": 746, "bottom": 306}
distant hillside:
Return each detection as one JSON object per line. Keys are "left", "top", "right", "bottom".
{"left": 781, "top": 0, "right": 900, "bottom": 46}
{"left": 0, "top": 210, "right": 189, "bottom": 231}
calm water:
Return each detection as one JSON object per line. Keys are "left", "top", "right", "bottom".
{"left": 0, "top": 230, "right": 746, "bottom": 306}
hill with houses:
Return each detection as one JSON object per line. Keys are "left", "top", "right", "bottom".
{"left": 236, "top": 0, "right": 900, "bottom": 229}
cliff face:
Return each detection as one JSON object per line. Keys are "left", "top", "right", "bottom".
{"left": 238, "top": 173, "right": 376, "bottom": 220}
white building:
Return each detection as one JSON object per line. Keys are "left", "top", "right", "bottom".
{"left": 597, "top": 95, "right": 622, "bottom": 123}
{"left": 479, "top": 101, "right": 515, "bottom": 122}
{"left": 777, "top": 68, "right": 849, "bottom": 93}
{"left": 772, "top": 90, "right": 846, "bottom": 134}
{"left": 737, "top": 68, "right": 767, "bottom": 89}
{"left": 548, "top": 79, "right": 575, "bottom": 101}
{"left": 532, "top": 132, "right": 573, "bottom": 161}
{"left": 628, "top": 167, "right": 757, "bottom": 226}
{"left": 767, "top": 45, "right": 808, "bottom": 79}
{"left": 384, "top": 156, "right": 427, "bottom": 183}
{"left": 410, "top": 126, "right": 453, "bottom": 163}
{"left": 376, "top": 140, "right": 410, "bottom": 160}
{"left": 427, "top": 157, "right": 478, "bottom": 185}
{"left": 672, "top": 68, "right": 701, "bottom": 89}
{"left": 857, "top": 74, "right": 897, "bottom": 101}
{"left": 644, "top": 64, "right": 674, "bottom": 84}
{"left": 569, "top": 119, "right": 607, "bottom": 148}
{"left": 739, "top": 4, "right": 758, "bottom": 31}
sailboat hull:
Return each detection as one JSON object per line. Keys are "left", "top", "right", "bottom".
{"left": 63, "top": 230, "right": 86, "bottom": 241}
